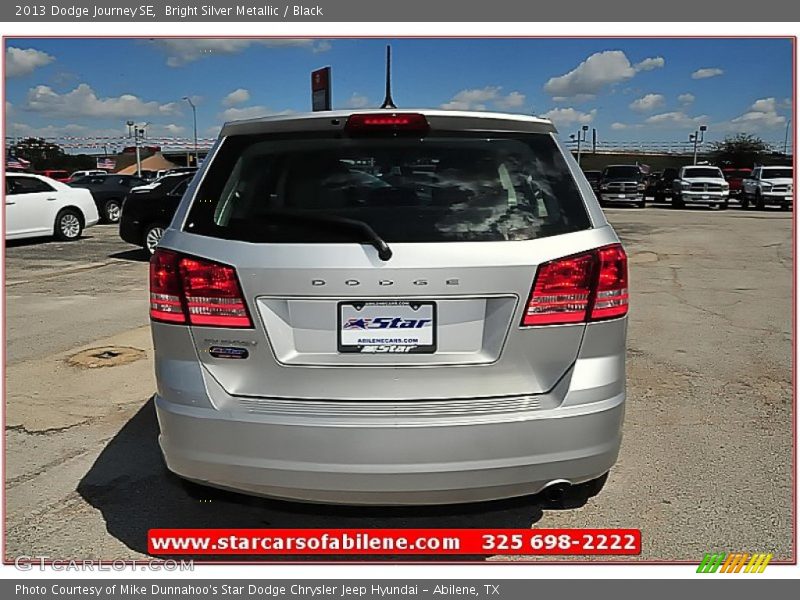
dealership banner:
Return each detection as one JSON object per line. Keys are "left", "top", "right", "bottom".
{"left": 1, "top": 580, "right": 780, "bottom": 599}
{"left": 3, "top": 0, "right": 800, "bottom": 21}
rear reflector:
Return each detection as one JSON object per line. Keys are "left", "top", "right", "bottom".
{"left": 345, "top": 113, "right": 429, "bottom": 134}
{"left": 149, "top": 249, "right": 253, "bottom": 328}
{"left": 522, "top": 244, "right": 628, "bottom": 327}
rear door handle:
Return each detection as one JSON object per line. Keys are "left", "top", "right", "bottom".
{"left": 46, "top": 197, "right": 57, "bottom": 201}
{"left": 5, "top": 201, "right": 15, "bottom": 205}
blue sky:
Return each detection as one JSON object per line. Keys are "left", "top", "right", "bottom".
{"left": 4, "top": 38, "right": 794, "bottom": 149}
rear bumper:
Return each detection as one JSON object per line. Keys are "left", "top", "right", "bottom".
{"left": 155, "top": 377, "right": 624, "bottom": 505}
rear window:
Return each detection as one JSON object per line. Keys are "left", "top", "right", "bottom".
{"left": 184, "top": 132, "right": 590, "bottom": 243}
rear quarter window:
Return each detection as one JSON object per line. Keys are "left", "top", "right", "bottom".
{"left": 184, "top": 131, "right": 591, "bottom": 243}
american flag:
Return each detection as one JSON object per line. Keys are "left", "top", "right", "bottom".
{"left": 96, "top": 157, "right": 116, "bottom": 170}
{"left": 6, "top": 155, "right": 31, "bottom": 170}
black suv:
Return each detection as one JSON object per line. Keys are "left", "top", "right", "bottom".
{"left": 119, "top": 173, "right": 193, "bottom": 254}
{"left": 652, "top": 168, "right": 679, "bottom": 203}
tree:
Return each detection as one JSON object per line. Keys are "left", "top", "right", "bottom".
{"left": 7, "top": 137, "right": 95, "bottom": 171}
{"left": 710, "top": 134, "right": 770, "bottom": 167}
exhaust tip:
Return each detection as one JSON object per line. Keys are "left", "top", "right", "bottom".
{"left": 542, "top": 480, "right": 572, "bottom": 503}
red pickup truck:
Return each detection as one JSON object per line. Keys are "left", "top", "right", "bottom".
{"left": 722, "top": 167, "right": 752, "bottom": 198}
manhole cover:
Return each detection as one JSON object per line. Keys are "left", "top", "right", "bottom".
{"left": 66, "top": 346, "right": 146, "bottom": 369}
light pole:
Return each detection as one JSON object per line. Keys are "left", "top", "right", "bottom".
{"left": 575, "top": 124, "right": 589, "bottom": 166}
{"left": 127, "top": 120, "right": 147, "bottom": 178}
{"left": 690, "top": 125, "right": 707, "bottom": 165}
{"left": 182, "top": 96, "right": 197, "bottom": 166}
{"left": 784, "top": 118, "right": 791, "bottom": 156}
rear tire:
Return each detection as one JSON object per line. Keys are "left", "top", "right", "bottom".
{"left": 143, "top": 224, "right": 166, "bottom": 255}
{"left": 53, "top": 209, "right": 83, "bottom": 241}
{"left": 103, "top": 199, "right": 122, "bottom": 223}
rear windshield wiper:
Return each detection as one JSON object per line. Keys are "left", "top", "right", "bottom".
{"left": 256, "top": 210, "right": 393, "bottom": 261}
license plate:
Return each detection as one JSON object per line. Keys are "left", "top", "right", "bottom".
{"left": 702, "top": 195, "right": 710, "bottom": 199}
{"left": 338, "top": 301, "right": 436, "bottom": 354}
{"left": 618, "top": 194, "right": 626, "bottom": 198}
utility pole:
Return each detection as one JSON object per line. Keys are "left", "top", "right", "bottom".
{"left": 575, "top": 124, "right": 589, "bottom": 166}
{"left": 127, "top": 120, "right": 147, "bottom": 177}
{"left": 784, "top": 118, "right": 791, "bottom": 156}
{"left": 182, "top": 96, "right": 197, "bottom": 166}
{"left": 690, "top": 125, "right": 707, "bottom": 165}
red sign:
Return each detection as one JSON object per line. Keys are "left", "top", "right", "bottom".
{"left": 311, "top": 66, "right": 332, "bottom": 111}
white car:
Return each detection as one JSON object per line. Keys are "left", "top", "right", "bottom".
{"left": 5, "top": 173, "right": 100, "bottom": 241}
{"left": 672, "top": 166, "right": 730, "bottom": 209}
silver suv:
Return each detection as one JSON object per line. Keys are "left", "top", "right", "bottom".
{"left": 150, "top": 110, "right": 628, "bottom": 506}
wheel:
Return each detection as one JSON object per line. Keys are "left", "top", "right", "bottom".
{"left": 103, "top": 199, "right": 122, "bottom": 223}
{"left": 672, "top": 194, "right": 685, "bottom": 209}
{"left": 781, "top": 203, "right": 791, "bottom": 211}
{"left": 53, "top": 209, "right": 83, "bottom": 241}
{"left": 143, "top": 224, "right": 166, "bottom": 255}
{"left": 719, "top": 200, "right": 729, "bottom": 210}
{"left": 754, "top": 192, "right": 765, "bottom": 210}
{"left": 637, "top": 198, "right": 646, "bottom": 208}
{"left": 740, "top": 194, "right": 750, "bottom": 209}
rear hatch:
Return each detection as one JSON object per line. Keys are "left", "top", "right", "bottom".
{"left": 155, "top": 111, "right": 622, "bottom": 401}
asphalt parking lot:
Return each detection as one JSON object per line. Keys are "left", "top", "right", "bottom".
{"left": 3, "top": 204, "right": 793, "bottom": 562}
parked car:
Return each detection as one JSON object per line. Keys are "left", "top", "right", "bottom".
{"left": 5, "top": 173, "right": 99, "bottom": 241}
{"left": 741, "top": 166, "right": 793, "bottom": 210}
{"left": 34, "top": 169, "right": 70, "bottom": 183}
{"left": 643, "top": 171, "right": 662, "bottom": 197}
{"left": 583, "top": 170, "right": 602, "bottom": 194}
{"left": 672, "top": 166, "right": 730, "bottom": 209}
{"left": 120, "top": 173, "right": 193, "bottom": 254}
{"left": 166, "top": 166, "right": 198, "bottom": 176}
{"left": 597, "top": 164, "right": 646, "bottom": 207}
{"left": 150, "top": 109, "right": 629, "bottom": 506}
{"left": 69, "top": 174, "right": 147, "bottom": 223}
{"left": 721, "top": 167, "right": 752, "bottom": 200}
{"left": 652, "top": 168, "right": 678, "bottom": 203}
{"left": 67, "top": 169, "right": 107, "bottom": 182}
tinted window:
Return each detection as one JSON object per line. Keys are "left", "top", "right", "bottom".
{"left": 7, "top": 176, "right": 56, "bottom": 195}
{"left": 185, "top": 133, "right": 591, "bottom": 243}
{"left": 761, "top": 168, "right": 792, "bottom": 179}
{"left": 683, "top": 167, "right": 722, "bottom": 178}
{"left": 169, "top": 179, "right": 190, "bottom": 196}
{"left": 602, "top": 166, "right": 642, "bottom": 180}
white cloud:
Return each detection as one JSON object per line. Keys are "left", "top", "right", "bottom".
{"left": 634, "top": 57, "right": 665, "bottom": 72}
{"left": 154, "top": 39, "right": 331, "bottom": 67}
{"left": 219, "top": 105, "right": 293, "bottom": 122}
{"left": 541, "top": 107, "right": 597, "bottom": 128}
{"left": 644, "top": 111, "right": 707, "bottom": 128}
{"left": 724, "top": 97, "right": 787, "bottom": 132}
{"left": 440, "top": 86, "right": 526, "bottom": 111}
{"left": 691, "top": 68, "right": 724, "bottom": 80}
{"left": 494, "top": 91, "right": 526, "bottom": 110}
{"left": 22, "top": 83, "right": 180, "bottom": 119}
{"left": 629, "top": 93, "right": 665, "bottom": 112}
{"left": 151, "top": 123, "right": 186, "bottom": 136}
{"left": 678, "top": 93, "right": 696, "bottom": 104}
{"left": 222, "top": 88, "right": 250, "bottom": 106}
{"left": 544, "top": 51, "right": 663, "bottom": 99}
{"left": 6, "top": 122, "right": 123, "bottom": 138}
{"left": 610, "top": 122, "right": 629, "bottom": 130}
{"left": 343, "top": 93, "right": 370, "bottom": 109}
{"left": 6, "top": 47, "right": 55, "bottom": 77}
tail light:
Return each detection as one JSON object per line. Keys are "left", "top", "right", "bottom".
{"left": 345, "top": 113, "right": 429, "bottom": 135}
{"left": 149, "top": 249, "right": 252, "bottom": 328}
{"left": 522, "top": 244, "right": 628, "bottom": 327}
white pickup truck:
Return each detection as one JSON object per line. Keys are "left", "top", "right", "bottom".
{"left": 671, "top": 165, "right": 730, "bottom": 209}
{"left": 741, "top": 166, "right": 793, "bottom": 210}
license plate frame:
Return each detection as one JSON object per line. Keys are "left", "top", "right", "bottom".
{"left": 337, "top": 300, "right": 437, "bottom": 354}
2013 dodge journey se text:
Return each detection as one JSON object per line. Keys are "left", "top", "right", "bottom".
{"left": 150, "top": 109, "right": 628, "bottom": 506}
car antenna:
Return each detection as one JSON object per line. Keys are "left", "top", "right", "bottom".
{"left": 380, "top": 44, "right": 397, "bottom": 109}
